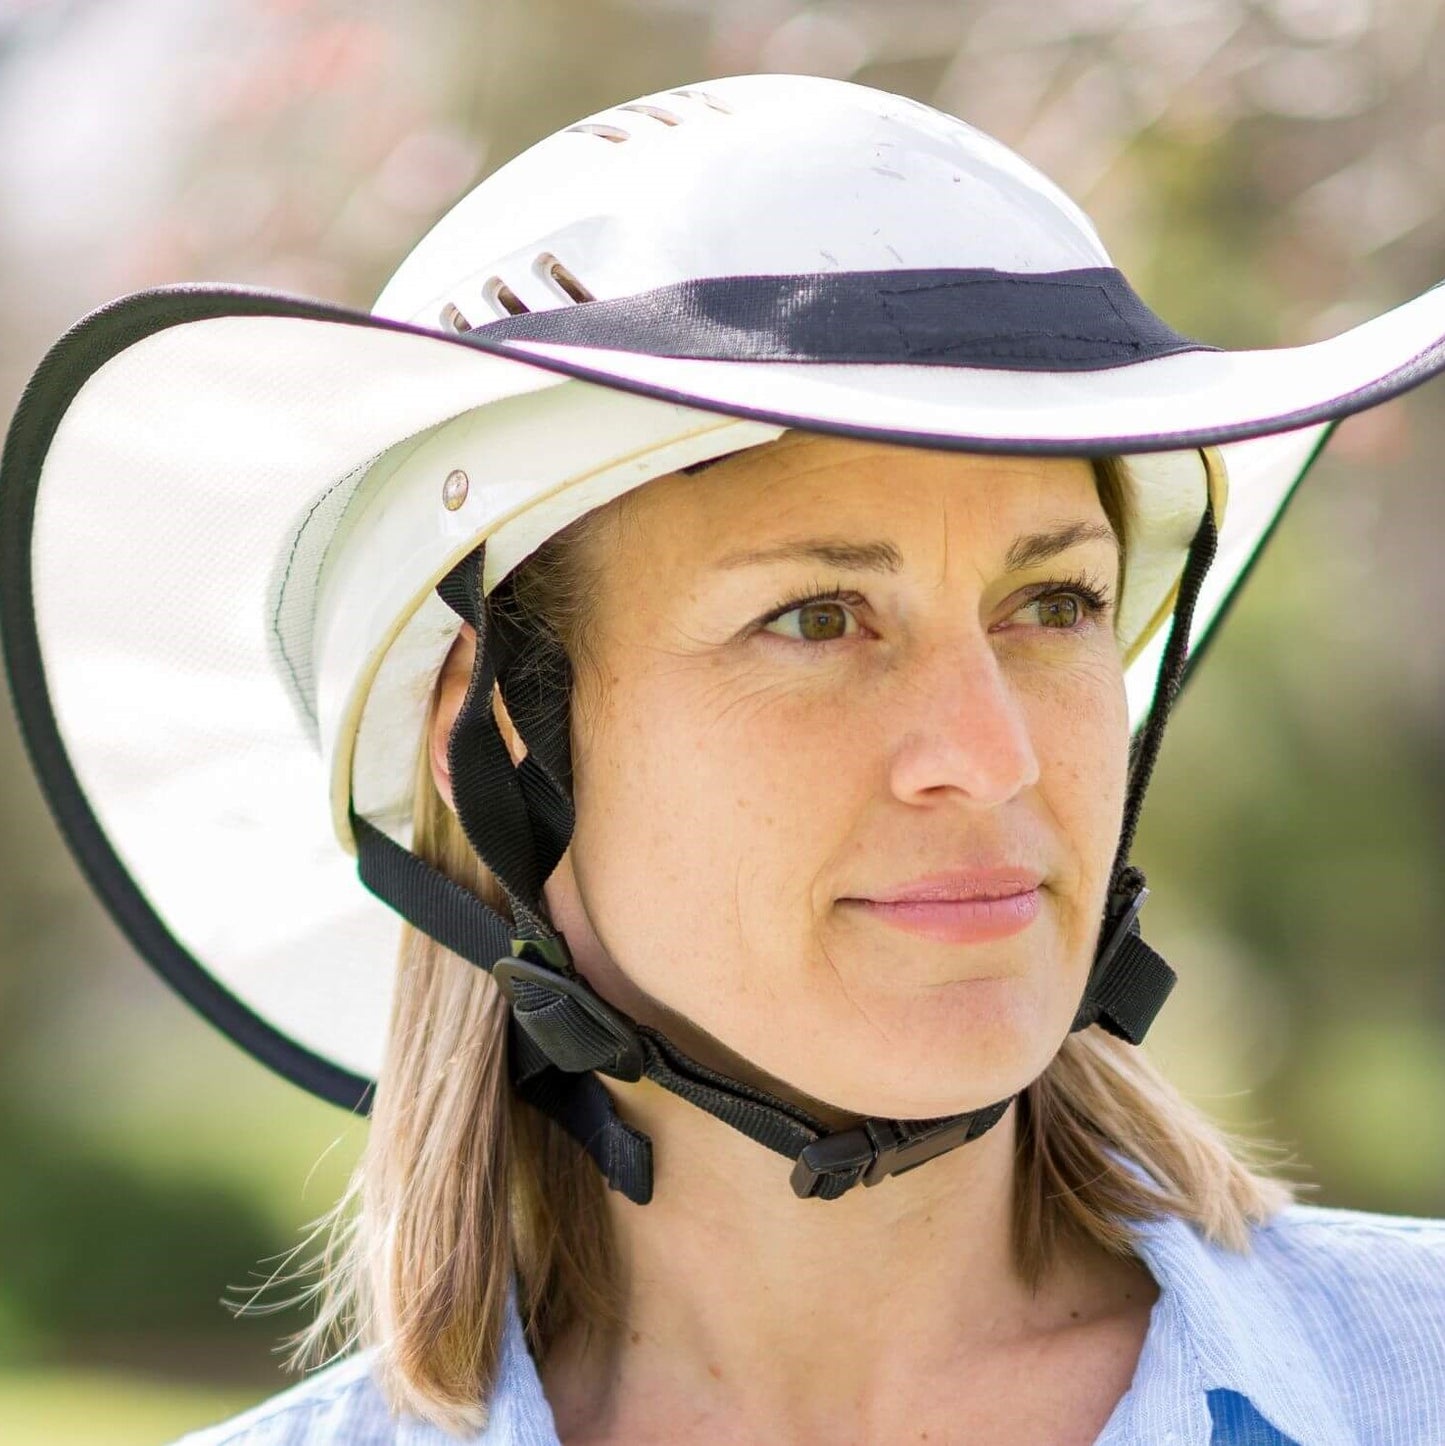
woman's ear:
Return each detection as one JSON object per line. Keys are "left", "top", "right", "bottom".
{"left": 428, "top": 622, "right": 527, "bottom": 813}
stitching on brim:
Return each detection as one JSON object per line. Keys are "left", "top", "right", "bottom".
{"left": 271, "top": 470, "right": 365, "bottom": 729}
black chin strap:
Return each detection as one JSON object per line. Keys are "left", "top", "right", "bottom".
{"left": 353, "top": 503, "right": 1216, "bottom": 1204}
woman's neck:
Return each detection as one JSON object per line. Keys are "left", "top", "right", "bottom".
{"left": 540, "top": 1081, "right": 1157, "bottom": 1444}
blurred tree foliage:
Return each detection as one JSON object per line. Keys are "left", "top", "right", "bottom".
{"left": 0, "top": 1106, "right": 276, "bottom": 1359}
{"left": 0, "top": 0, "right": 1442, "bottom": 1419}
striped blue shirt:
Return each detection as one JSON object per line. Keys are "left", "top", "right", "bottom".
{"left": 173, "top": 1202, "right": 1445, "bottom": 1445}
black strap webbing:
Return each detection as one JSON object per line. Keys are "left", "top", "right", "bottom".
{"left": 1115, "top": 503, "right": 1219, "bottom": 872}
{"left": 509, "top": 1022, "right": 655, "bottom": 1203}
{"left": 1069, "top": 502, "right": 1218, "bottom": 1038}
{"left": 353, "top": 807, "right": 513, "bottom": 966}
{"left": 441, "top": 550, "right": 552, "bottom": 940}
{"left": 1085, "top": 929, "right": 1177, "bottom": 1047}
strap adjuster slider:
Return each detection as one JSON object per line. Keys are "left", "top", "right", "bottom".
{"left": 493, "top": 945, "right": 645, "bottom": 1082}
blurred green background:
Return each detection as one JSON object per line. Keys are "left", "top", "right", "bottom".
{"left": 1, "top": 0, "right": 1443, "bottom": 1441}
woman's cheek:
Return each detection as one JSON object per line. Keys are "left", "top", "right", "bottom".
{"left": 577, "top": 665, "right": 853, "bottom": 1000}
{"left": 672, "top": 666, "right": 857, "bottom": 892}
{"left": 1025, "top": 653, "right": 1129, "bottom": 902}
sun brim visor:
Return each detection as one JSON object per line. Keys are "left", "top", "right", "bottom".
{"left": 2, "top": 280, "right": 1437, "bottom": 1106}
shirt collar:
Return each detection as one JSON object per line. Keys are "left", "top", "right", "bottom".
{"left": 1117, "top": 1208, "right": 1353, "bottom": 1446}
{"left": 479, "top": 1283, "right": 563, "bottom": 1446}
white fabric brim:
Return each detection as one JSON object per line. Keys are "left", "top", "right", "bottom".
{"left": 3, "top": 283, "right": 1440, "bottom": 1101}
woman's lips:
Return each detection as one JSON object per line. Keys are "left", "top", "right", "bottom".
{"left": 839, "top": 872, "right": 1044, "bottom": 944}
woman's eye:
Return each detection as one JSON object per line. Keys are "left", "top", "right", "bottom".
{"left": 759, "top": 597, "right": 861, "bottom": 642}
{"left": 1012, "top": 585, "right": 1108, "bottom": 631}
{"left": 1027, "top": 593, "right": 1084, "bottom": 629}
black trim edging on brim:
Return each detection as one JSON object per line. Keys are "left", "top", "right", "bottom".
{"left": 0, "top": 289, "right": 383, "bottom": 1112}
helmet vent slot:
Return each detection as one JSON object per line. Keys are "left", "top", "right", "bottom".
{"left": 670, "top": 87, "right": 732, "bottom": 114}
{"left": 536, "top": 253, "right": 595, "bottom": 304}
{"left": 619, "top": 103, "right": 680, "bottom": 127}
{"left": 483, "top": 278, "right": 530, "bottom": 317}
{"left": 438, "top": 301, "right": 472, "bottom": 334}
{"left": 567, "top": 122, "right": 630, "bottom": 144}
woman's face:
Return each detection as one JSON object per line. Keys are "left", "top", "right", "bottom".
{"left": 541, "top": 433, "right": 1128, "bottom": 1119}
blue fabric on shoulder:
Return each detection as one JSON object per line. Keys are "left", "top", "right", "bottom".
{"left": 1207, "top": 1389, "right": 1300, "bottom": 1445}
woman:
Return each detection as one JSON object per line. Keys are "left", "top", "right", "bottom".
{"left": 2, "top": 75, "right": 1442, "bottom": 1444}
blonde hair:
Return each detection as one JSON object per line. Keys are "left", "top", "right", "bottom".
{"left": 274, "top": 452, "right": 1294, "bottom": 1438}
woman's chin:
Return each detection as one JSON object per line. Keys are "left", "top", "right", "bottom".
{"left": 737, "top": 989, "right": 1065, "bottom": 1123}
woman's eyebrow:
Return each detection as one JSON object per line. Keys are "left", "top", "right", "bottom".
{"left": 1004, "top": 521, "right": 1119, "bottom": 571}
{"left": 712, "top": 522, "right": 1117, "bottom": 574}
{"left": 713, "top": 538, "right": 903, "bottom": 572}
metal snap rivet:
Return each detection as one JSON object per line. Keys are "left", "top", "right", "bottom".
{"left": 442, "top": 469, "right": 469, "bottom": 510}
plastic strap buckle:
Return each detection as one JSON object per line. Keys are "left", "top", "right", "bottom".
{"left": 1098, "top": 880, "right": 1149, "bottom": 970}
{"left": 790, "top": 1104, "right": 1009, "bottom": 1200}
{"left": 493, "top": 941, "right": 645, "bottom": 1082}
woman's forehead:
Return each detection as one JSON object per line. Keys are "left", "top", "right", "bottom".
{"left": 621, "top": 433, "right": 1106, "bottom": 549}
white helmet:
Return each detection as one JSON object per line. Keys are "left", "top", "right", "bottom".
{"left": 4, "top": 74, "right": 1442, "bottom": 1199}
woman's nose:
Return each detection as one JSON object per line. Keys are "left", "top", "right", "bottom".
{"left": 884, "top": 634, "right": 1041, "bottom": 808}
